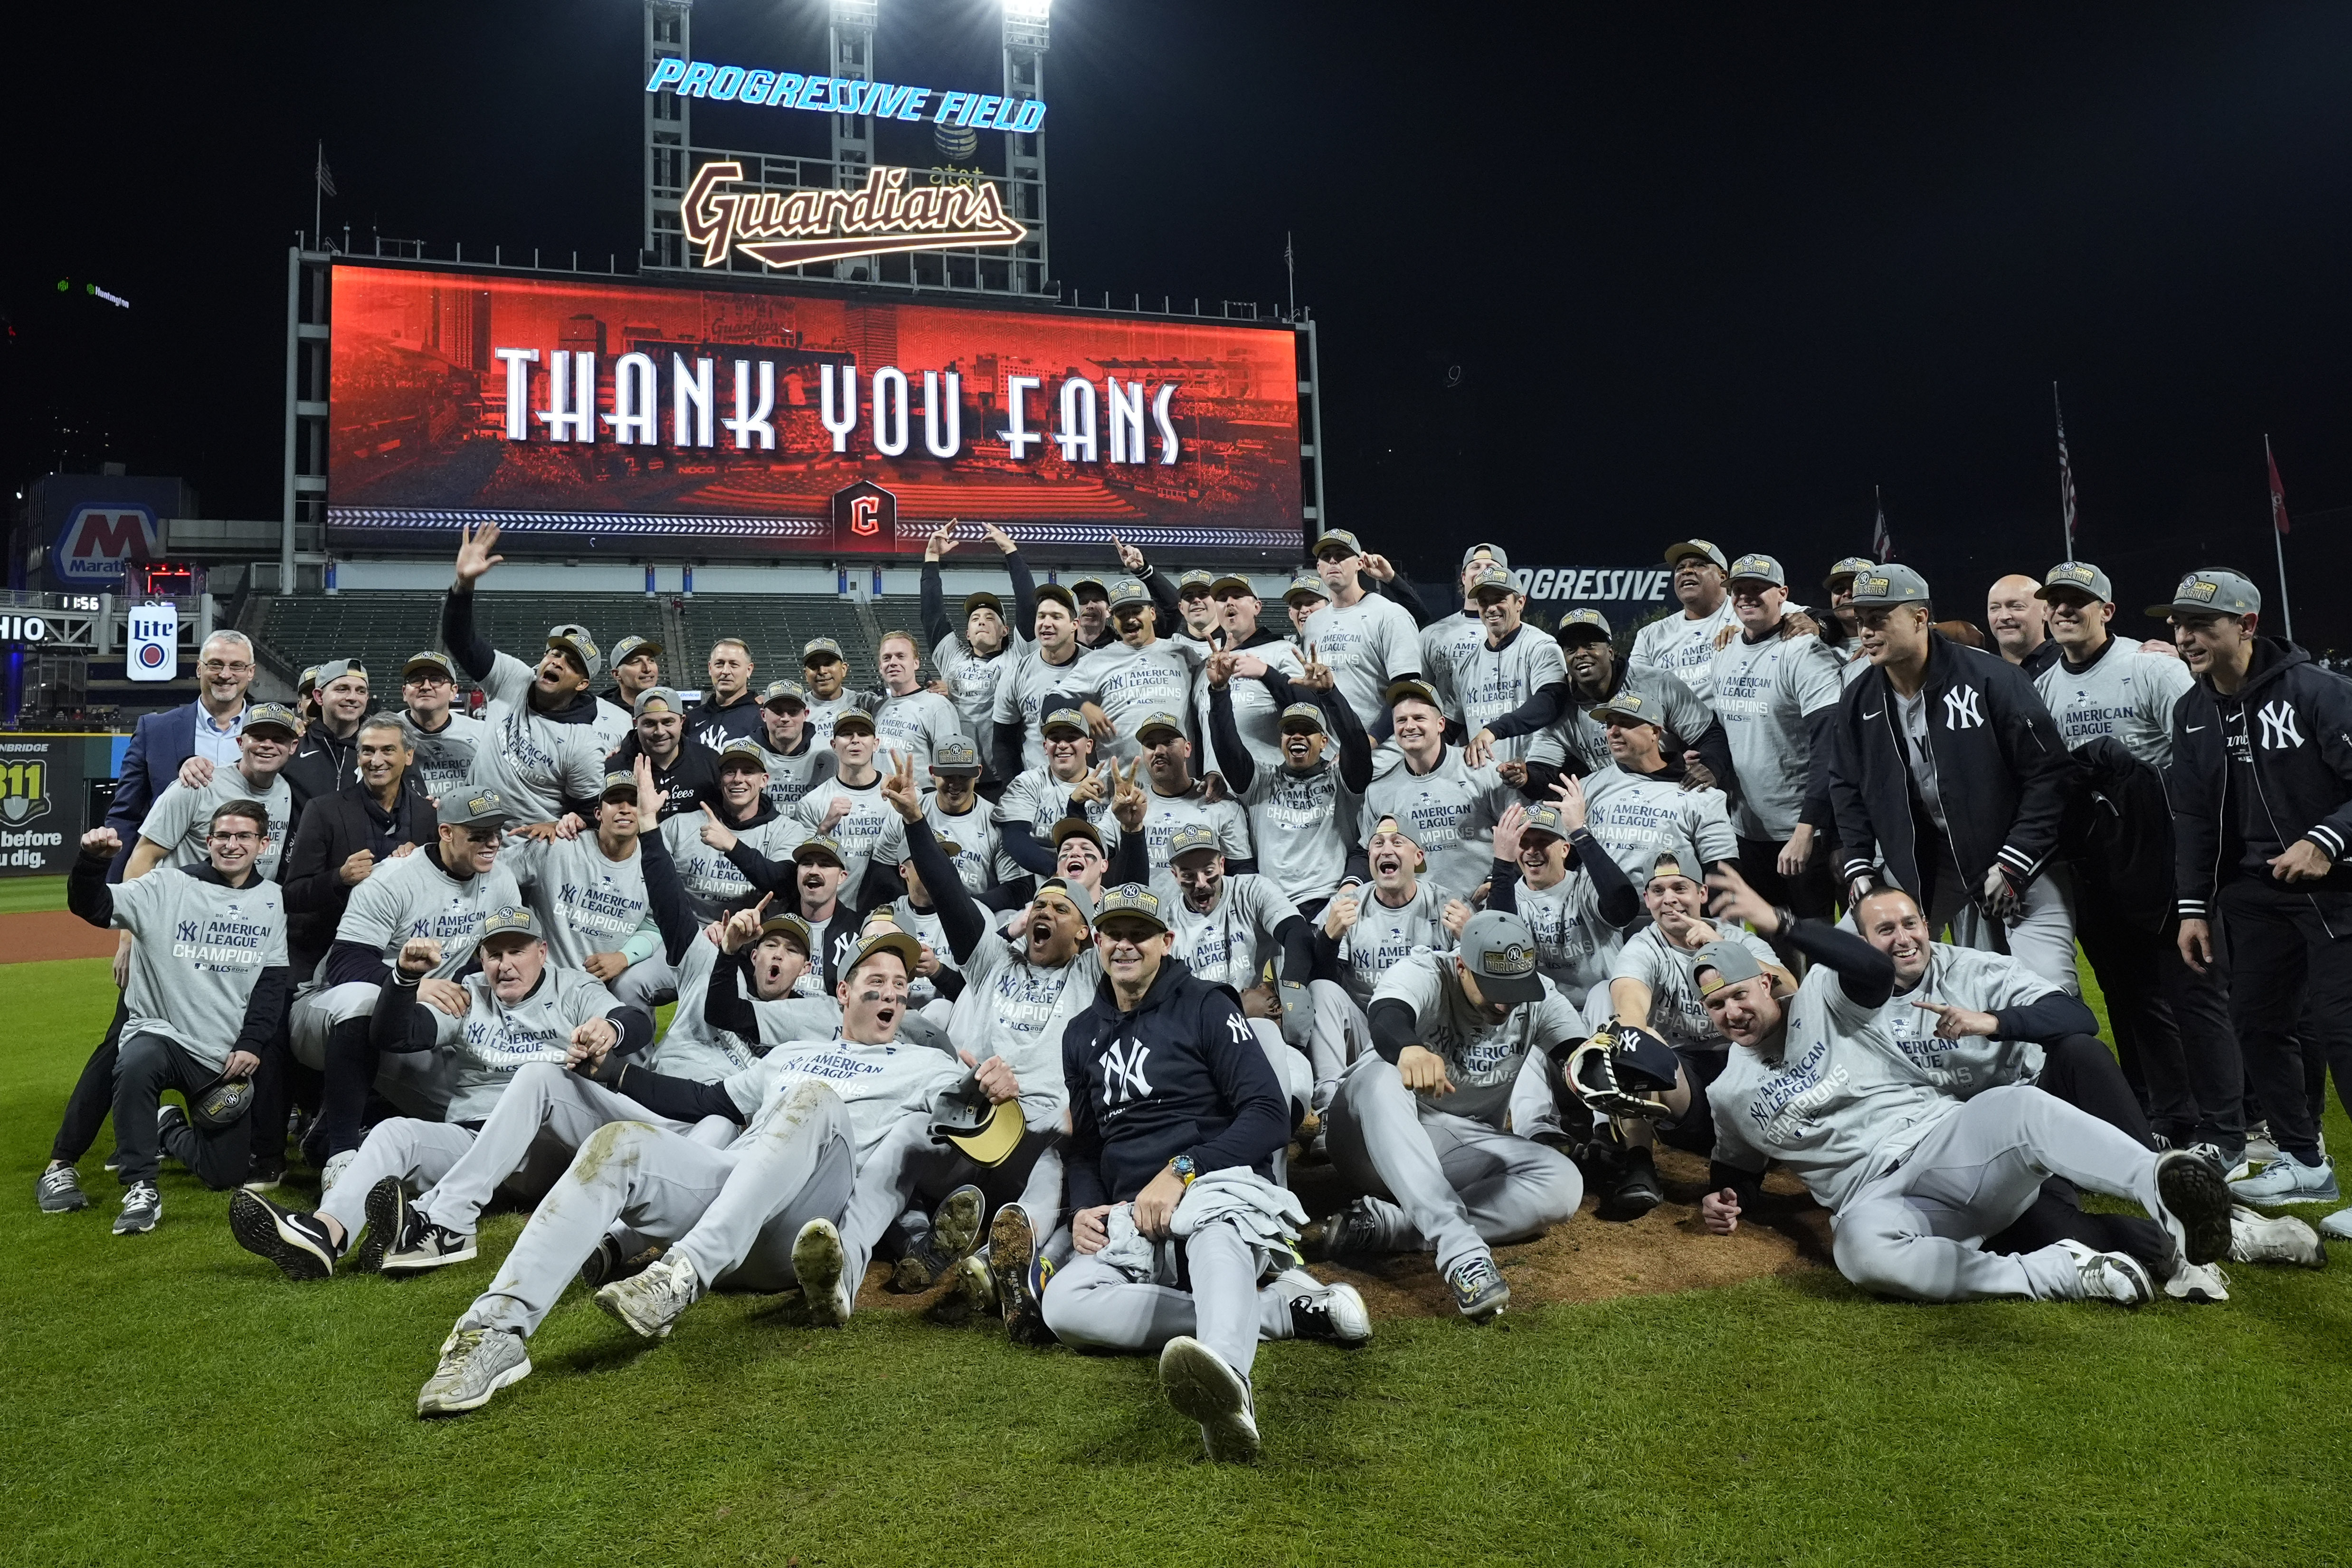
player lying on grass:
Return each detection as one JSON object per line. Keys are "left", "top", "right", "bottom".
{"left": 1040, "top": 884, "right": 1371, "bottom": 1465}
{"left": 41, "top": 810, "right": 291, "bottom": 1234}
{"left": 1676, "top": 865, "right": 2236, "bottom": 1305}
{"left": 413, "top": 924, "right": 961, "bottom": 1416}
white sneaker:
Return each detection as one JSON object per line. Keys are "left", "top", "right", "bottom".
{"left": 2320, "top": 1207, "right": 2352, "bottom": 1243}
{"left": 2226, "top": 1152, "right": 2341, "bottom": 1207}
{"left": 319, "top": 1149, "right": 357, "bottom": 1202}
{"left": 2162, "top": 1260, "right": 2230, "bottom": 1303}
{"left": 595, "top": 1251, "right": 701, "bottom": 1339}
{"left": 791, "top": 1219, "right": 852, "bottom": 1328}
{"left": 2230, "top": 1205, "right": 2326, "bottom": 1268}
{"left": 416, "top": 1328, "right": 532, "bottom": 1417}
{"left": 2056, "top": 1239, "right": 2153, "bottom": 1306}
{"left": 1159, "top": 1336, "right": 1261, "bottom": 1463}
{"left": 1277, "top": 1268, "right": 1373, "bottom": 1346}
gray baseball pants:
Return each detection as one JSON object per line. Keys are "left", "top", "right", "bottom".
{"left": 1832, "top": 1083, "right": 2173, "bottom": 1302}
{"left": 457, "top": 1081, "right": 857, "bottom": 1339}
{"left": 609, "top": 956, "right": 678, "bottom": 1015}
{"left": 1324, "top": 1055, "right": 1584, "bottom": 1278}
{"left": 1307, "top": 980, "right": 1371, "bottom": 1096}
{"left": 1042, "top": 1219, "right": 1296, "bottom": 1379}
{"left": 410, "top": 1061, "right": 735, "bottom": 1236}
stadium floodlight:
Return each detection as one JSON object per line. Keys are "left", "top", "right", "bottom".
{"left": 1002, "top": 0, "right": 1051, "bottom": 18}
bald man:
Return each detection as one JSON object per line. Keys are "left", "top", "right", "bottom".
{"left": 1986, "top": 575, "right": 2059, "bottom": 677}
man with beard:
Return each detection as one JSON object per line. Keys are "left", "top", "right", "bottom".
{"left": 667, "top": 740, "right": 809, "bottom": 924}
{"left": 1708, "top": 553, "right": 1846, "bottom": 921}
{"left": 685, "top": 639, "right": 765, "bottom": 752}
{"left": 1129, "top": 713, "right": 1253, "bottom": 876}
{"left": 799, "top": 637, "right": 880, "bottom": 747}
{"left": 1070, "top": 581, "right": 1210, "bottom": 764}
{"left": 400, "top": 651, "right": 490, "bottom": 802}
{"left": 441, "top": 523, "right": 610, "bottom": 825}
{"left": 1192, "top": 573, "right": 1306, "bottom": 774}
{"left": 1631, "top": 540, "right": 1742, "bottom": 704}
{"left": 922, "top": 520, "right": 1035, "bottom": 788}
{"left": 992, "top": 583, "right": 1086, "bottom": 781}
{"left": 604, "top": 686, "right": 721, "bottom": 823}
{"left": 282, "top": 659, "right": 372, "bottom": 824}
{"left": 593, "top": 635, "right": 664, "bottom": 754}
{"left": 1820, "top": 558, "right": 1876, "bottom": 688}
{"left": 1987, "top": 573, "right": 2061, "bottom": 677}
{"left": 1577, "top": 691, "right": 1738, "bottom": 886}
{"left": 1068, "top": 573, "right": 1114, "bottom": 652}
{"left": 753, "top": 680, "right": 837, "bottom": 813}
{"left": 1421, "top": 544, "right": 1512, "bottom": 728}
{"left": 1205, "top": 652, "right": 1373, "bottom": 918}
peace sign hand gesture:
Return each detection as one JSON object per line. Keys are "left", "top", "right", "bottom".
{"left": 1110, "top": 757, "right": 1148, "bottom": 832}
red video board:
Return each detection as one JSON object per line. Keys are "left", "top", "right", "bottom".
{"left": 325, "top": 264, "right": 1303, "bottom": 558}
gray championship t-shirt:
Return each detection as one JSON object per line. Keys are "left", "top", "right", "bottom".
{"left": 792, "top": 774, "right": 898, "bottom": 903}
{"left": 1508, "top": 869, "right": 1628, "bottom": 998}
{"left": 1419, "top": 611, "right": 1489, "bottom": 725}
{"left": 1132, "top": 785, "right": 1253, "bottom": 877}
{"left": 1527, "top": 666, "right": 1718, "bottom": 778}
{"left": 471, "top": 651, "right": 609, "bottom": 823}
{"left": 993, "top": 648, "right": 1090, "bottom": 775}
{"left": 408, "top": 710, "right": 493, "bottom": 803}
{"left": 1234, "top": 760, "right": 1360, "bottom": 911}
{"left": 503, "top": 832, "right": 653, "bottom": 969}
{"left": 110, "top": 867, "right": 287, "bottom": 1073}
{"left": 757, "top": 739, "right": 838, "bottom": 815}
{"left": 662, "top": 811, "right": 809, "bottom": 925}
{"left": 1191, "top": 644, "right": 1308, "bottom": 775}
{"left": 446, "top": 965, "right": 624, "bottom": 1123}
{"left": 1333, "top": 883, "right": 1453, "bottom": 1006}
{"left": 948, "top": 937, "right": 1100, "bottom": 1121}
{"left": 138, "top": 770, "right": 296, "bottom": 881}
{"left": 1148, "top": 872, "right": 1299, "bottom": 992}
{"left": 1882, "top": 941, "right": 2059, "bottom": 1093}
{"left": 332, "top": 846, "right": 526, "bottom": 981}
{"left": 1371, "top": 948, "right": 1584, "bottom": 1127}
{"left": 1067, "top": 638, "right": 1209, "bottom": 760}
{"left": 1299, "top": 592, "right": 1424, "bottom": 728}
{"left": 2033, "top": 638, "right": 2192, "bottom": 771}
{"left": 1360, "top": 746, "right": 1513, "bottom": 904}
{"left": 1630, "top": 599, "right": 1741, "bottom": 705}
{"left": 1709, "top": 629, "right": 1845, "bottom": 841}
{"left": 990, "top": 765, "right": 1120, "bottom": 883}
{"left": 876, "top": 796, "right": 1001, "bottom": 897}
{"left": 1451, "top": 627, "right": 1568, "bottom": 766}
{"left": 1610, "top": 923, "right": 1779, "bottom": 1053}
{"left": 872, "top": 688, "right": 968, "bottom": 779}
{"left": 1581, "top": 763, "right": 1738, "bottom": 884}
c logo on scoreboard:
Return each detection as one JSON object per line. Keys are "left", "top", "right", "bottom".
{"left": 830, "top": 480, "right": 897, "bottom": 551}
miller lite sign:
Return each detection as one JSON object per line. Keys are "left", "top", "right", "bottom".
{"left": 58, "top": 505, "right": 160, "bottom": 585}
{"left": 127, "top": 604, "right": 179, "bottom": 683}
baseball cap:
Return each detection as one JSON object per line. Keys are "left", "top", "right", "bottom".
{"left": 2159, "top": 568, "right": 2260, "bottom": 619}
{"left": 755, "top": 910, "right": 812, "bottom": 953}
{"left": 1176, "top": 569, "right": 1215, "bottom": 595}
{"left": 438, "top": 786, "right": 513, "bottom": 829}
{"left": 1556, "top": 608, "right": 1613, "bottom": 643}
{"left": 295, "top": 665, "right": 320, "bottom": 699}
{"left": 1050, "top": 817, "right": 1106, "bottom": 853}
{"left": 1462, "top": 542, "right": 1511, "bottom": 572}
{"left": 1165, "top": 822, "right": 1222, "bottom": 863}
{"left": 1845, "top": 564, "right": 1932, "bottom": 607}
{"left": 633, "top": 685, "right": 683, "bottom": 716}
{"left": 1135, "top": 712, "right": 1186, "bottom": 745}
{"left": 1727, "top": 552, "right": 1786, "bottom": 589}
{"left": 240, "top": 702, "right": 302, "bottom": 738}
{"left": 311, "top": 657, "right": 368, "bottom": 688}
{"left": 1590, "top": 689, "right": 1662, "bottom": 727}
{"left": 1277, "top": 702, "right": 1326, "bottom": 735}
{"left": 545, "top": 626, "right": 601, "bottom": 679}
{"left": 1034, "top": 582, "right": 1078, "bottom": 613}
{"left": 1209, "top": 571, "right": 1254, "bottom": 596}
{"left": 1385, "top": 677, "right": 1442, "bottom": 710}
{"left": 930, "top": 736, "right": 981, "bottom": 775}
{"left": 1822, "top": 556, "right": 1876, "bottom": 593}
{"left": 597, "top": 770, "right": 640, "bottom": 802}
{"left": 1283, "top": 570, "right": 1330, "bottom": 604}
{"left": 1312, "top": 528, "right": 1364, "bottom": 559}
{"left": 2037, "top": 561, "right": 2114, "bottom": 605}
{"left": 1067, "top": 574, "right": 1111, "bottom": 601}
{"left": 403, "top": 651, "right": 457, "bottom": 682}
{"left": 848, "top": 914, "right": 924, "bottom": 977}
{"left": 1468, "top": 563, "right": 1518, "bottom": 598}
{"left": 829, "top": 708, "right": 876, "bottom": 737}
{"left": 801, "top": 637, "right": 845, "bottom": 664}
{"left": 760, "top": 679, "right": 808, "bottom": 710}
{"left": 1691, "top": 939, "right": 1767, "bottom": 997}
{"left": 1041, "top": 706, "right": 1090, "bottom": 739}
{"left": 1108, "top": 578, "right": 1152, "bottom": 612}
{"left": 609, "top": 634, "right": 663, "bottom": 666}
{"left": 929, "top": 1073, "right": 1028, "bottom": 1166}
{"left": 962, "top": 589, "right": 1005, "bottom": 619}
{"left": 478, "top": 906, "right": 543, "bottom": 946}
{"left": 1095, "top": 882, "right": 1170, "bottom": 935}
{"left": 792, "top": 836, "right": 846, "bottom": 868}
{"left": 1035, "top": 876, "right": 1097, "bottom": 929}
{"left": 1458, "top": 909, "right": 1543, "bottom": 1005}
{"left": 716, "top": 738, "right": 770, "bottom": 770}
{"left": 1522, "top": 803, "right": 1568, "bottom": 840}
{"left": 1664, "top": 540, "right": 1729, "bottom": 571}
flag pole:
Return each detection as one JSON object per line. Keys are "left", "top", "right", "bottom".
{"left": 2268, "top": 434, "right": 2296, "bottom": 642}
{"left": 1284, "top": 231, "right": 1295, "bottom": 318}
{"left": 314, "top": 141, "right": 323, "bottom": 248}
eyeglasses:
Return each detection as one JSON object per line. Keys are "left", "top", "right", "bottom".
{"left": 200, "top": 661, "right": 254, "bottom": 675}
{"left": 209, "top": 830, "right": 261, "bottom": 845}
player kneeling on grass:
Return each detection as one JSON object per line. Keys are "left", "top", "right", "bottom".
{"left": 1304, "top": 910, "right": 1585, "bottom": 1322}
{"left": 43, "top": 812, "right": 291, "bottom": 1234}
{"left": 1685, "top": 865, "right": 2236, "bottom": 1306}
{"left": 1041, "top": 885, "right": 1370, "bottom": 1465}
{"left": 412, "top": 925, "right": 960, "bottom": 1416}
{"left": 231, "top": 908, "right": 654, "bottom": 1279}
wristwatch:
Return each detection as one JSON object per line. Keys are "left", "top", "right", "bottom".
{"left": 1169, "top": 1155, "right": 1197, "bottom": 1186}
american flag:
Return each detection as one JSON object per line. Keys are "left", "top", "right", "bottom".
{"left": 2054, "top": 382, "right": 2077, "bottom": 557}
{"left": 1871, "top": 485, "right": 1894, "bottom": 561}
{"left": 2267, "top": 435, "right": 2291, "bottom": 535}
{"left": 315, "top": 143, "right": 337, "bottom": 198}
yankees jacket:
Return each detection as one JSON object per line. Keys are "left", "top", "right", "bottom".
{"left": 1829, "top": 634, "right": 2077, "bottom": 898}
{"left": 2170, "top": 637, "right": 2352, "bottom": 922}
{"left": 1062, "top": 957, "right": 1289, "bottom": 1210}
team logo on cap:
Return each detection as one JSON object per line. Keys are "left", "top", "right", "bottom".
{"left": 2176, "top": 574, "right": 2219, "bottom": 603}
{"left": 464, "top": 789, "right": 503, "bottom": 816}
{"left": 481, "top": 906, "right": 538, "bottom": 938}
{"left": 1479, "top": 941, "right": 1536, "bottom": 979}
{"left": 2053, "top": 564, "right": 2096, "bottom": 584}
{"left": 1859, "top": 573, "right": 1891, "bottom": 597}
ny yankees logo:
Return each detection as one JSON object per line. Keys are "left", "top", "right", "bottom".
{"left": 2258, "top": 700, "right": 2304, "bottom": 750}
{"left": 1224, "top": 1013, "right": 1252, "bottom": 1045}
{"left": 176, "top": 920, "right": 199, "bottom": 942}
{"left": 1101, "top": 1036, "right": 1153, "bottom": 1105}
{"left": 1943, "top": 687, "right": 1983, "bottom": 730}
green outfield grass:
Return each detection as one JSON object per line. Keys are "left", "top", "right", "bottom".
{"left": 6, "top": 954, "right": 2349, "bottom": 1568}
{"left": 0, "top": 874, "right": 69, "bottom": 913}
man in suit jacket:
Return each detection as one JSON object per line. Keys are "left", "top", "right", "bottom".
{"left": 104, "top": 630, "right": 259, "bottom": 883}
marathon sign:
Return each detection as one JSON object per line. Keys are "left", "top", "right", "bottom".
{"left": 1513, "top": 567, "right": 1675, "bottom": 604}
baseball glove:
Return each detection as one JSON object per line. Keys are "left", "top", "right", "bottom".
{"left": 1563, "top": 1024, "right": 1681, "bottom": 1121}
{"left": 188, "top": 1073, "right": 254, "bottom": 1132}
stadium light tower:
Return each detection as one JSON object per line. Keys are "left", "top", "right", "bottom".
{"left": 1000, "top": 0, "right": 1050, "bottom": 294}
{"left": 643, "top": 0, "right": 692, "bottom": 268}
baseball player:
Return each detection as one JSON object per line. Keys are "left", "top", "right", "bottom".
{"left": 1149, "top": 823, "right": 1316, "bottom": 1046}
{"left": 1128, "top": 713, "right": 1254, "bottom": 874}
{"left": 1577, "top": 689, "right": 1739, "bottom": 885}
{"left": 873, "top": 737, "right": 1002, "bottom": 901}
{"left": 1484, "top": 784, "right": 1641, "bottom": 1002}
{"left": 1172, "top": 568, "right": 1222, "bottom": 644}
{"left": 409, "top": 926, "right": 960, "bottom": 1415}
{"left": 992, "top": 706, "right": 1117, "bottom": 887}
{"left": 920, "top": 520, "right": 1036, "bottom": 787}
{"left": 230, "top": 904, "right": 652, "bottom": 1280}
{"left": 753, "top": 680, "right": 838, "bottom": 813}
{"left": 1468, "top": 609, "right": 1735, "bottom": 799}
{"left": 663, "top": 739, "right": 809, "bottom": 924}
{"left": 1420, "top": 543, "right": 1511, "bottom": 726}
{"left": 1297, "top": 529, "right": 1427, "bottom": 729}
{"left": 1449, "top": 563, "right": 1569, "bottom": 765}
{"left": 1067, "top": 573, "right": 1113, "bottom": 651}
{"left": 1630, "top": 540, "right": 1742, "bottom": 703}
{"left": 400, "top": 650, "right": 491, "bottom": 801}
{"left": 42, "top": 808, "right": 290, "bottom": 1232}
{"left": 1818, "top": 558, "right": 1876, "bottom": 687}
{"left": 1041, "top": 884, "right": 1371, "bottom": 1464}
{"left": 503, "top": 771, "right": 668, "bottom": 1013}
{"left": 2164, "top": 568, "right": 2352, "bottom": 1223}
{"left": 2033, "top": 560, "right": 2239, "bottom": 1166}
{"left": 1282, "top": 570, "right": 1329, "bottom": 648}
{"left": 871, "top": 630, "right": 966, "bottom": 781}
{"left": 593, "top": 634, "right": 664, "bottom": 753}
{"left": 1707, "top": 553, "right": 1845, "bottom": 919}
{"left": 797, "top": 636, "right": 880, "bottom": 747}
{"left": 1066, "top": 580, "right": 1211, "bottom": 762}
{"left": 790, "top": 709, "right": 899, "bottom": 902}
{"left": 1308, "top": 910, "right": 1584, "bottom": 1322}
{"left": 292, "top": 786, "right": 526, "bottom": 1189}
{"left": 990, "top": 582, "right": 1085, "bottom": 779}
{"left": 1192, "top": 571, "right": 1307, "bottom": 773}
{"left": 1360, "top": 680, "right": 1515, "bottom": 904}
{"left": 122, "top": 701, "right": 302, "bottom": 881}
{"left": 282, "top": 659, "right": 371, "bottom": 821}
{"left": 605, "top": 685, "right": 721, "bottom": 823}
{"left": 1829, "top": 564, "right": 2078, "bottom": 990}
{"left": 1309, "top": 816, "right": 1466, "bottom": 1104}
{"left": 441, "top": 523, "right": 610, "bottom": 824}
{"left": 1205, "top": 651, "right": 1374, "bottom": 915}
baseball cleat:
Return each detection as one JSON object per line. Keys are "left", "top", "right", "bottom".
{"left": 596, "top": 1251, "right": 701, "bottom": 1340}
{"left": 351, "top": 1177, "right": 410, "bottom": 1275}
{"left": 579, "top": 1235, "right": 663, "bottom": 1291}
{"left": 792, "top": 1218, "right": 852, "bottom": 1328}
{"left": 1279, "top": 1270, "right": 1373, "bottom": 1347}
{"left": 1446, "top": 1253, "right": 1511, "bottom": 1322}
{"left": 318, "top": 1149, "right": 358, "bottom": 1202}
{"left": 987, "top": 1204, "right": 1054, "bottom": 1346}
{"left": 230, "top": 1189, "right": 340, "bottom": 1280}
{"left": 2058, "top": 1240, "right": 2154, "bottom": 1306}
{"left": 113, "top": 1180, "right": 161, "bottom": 1236}
{"left": 930, "top": 1254, "right": 995, "bottom": 1325}
{"left": 1159, "top": 1337, "right": 1260, "bottom": 1463}
{"left": 2162, "top": 1260, "right": 2230, "bottom": 1303}
{"left": 2156, "top": 1148, "right": 2235, "bottom": 1266}
{"left": 383, "top": 1220, "right": 478, "bottom": 1276}
{"left": 2227, "top": 1151, "right": 2340, "bottom": 1208}
{"left": 241, "top": 1157, "right": 287, "bottom": 1193}
{"left": 2230, "top": 1205, "right": 2326, "bottom": 1267}
{"left": 1602, "top": 1145, "right": 1665, "bottom": 1221}
{"left": 889, "top": 1184, "right": 987, "bottom": 1293}
{"left": 1298, "top": 1198, "right": 1383, "bottom": 1262}
{"left": 417, "top": 1328, "right": 531, "bottom": 1417}
{"left": 37, "top": 1163, "right": 88, "bottom": 1214}
{"left": 2321, "top": 1207, "right": 2352, "bottom": 1243}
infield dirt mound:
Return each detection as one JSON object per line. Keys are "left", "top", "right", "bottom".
{"left": 0, "top": 911, "right": 120, "bottom": 964}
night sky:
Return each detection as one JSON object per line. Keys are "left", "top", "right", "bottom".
{"left": 8, "top": 3, "right": 2351, "bottom": 640}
